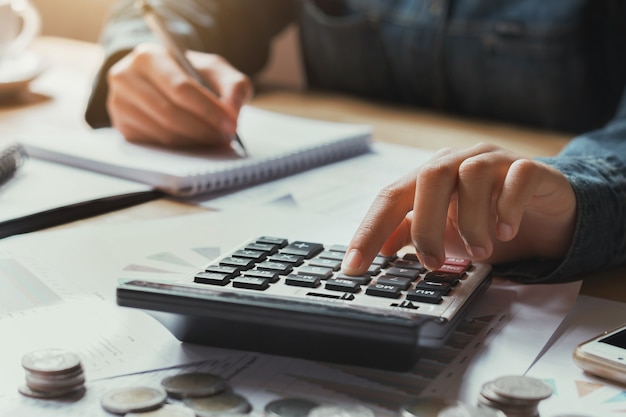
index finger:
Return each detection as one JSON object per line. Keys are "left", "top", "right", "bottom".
{"left": 342, "top": 173, "right": 417, "bottom": 275}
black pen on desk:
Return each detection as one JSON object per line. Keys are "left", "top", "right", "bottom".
{"left": 136, "top": 0, "right": 248, "bottom": 157}
{"left": 0, "top": 144, "right": 28, "bottom": 187}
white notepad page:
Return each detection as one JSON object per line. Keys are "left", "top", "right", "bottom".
{"left": 20, "top": 106, "right": 372, "bottom": 196}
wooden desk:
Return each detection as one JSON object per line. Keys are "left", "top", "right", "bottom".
{"left": 3, "top": 37, "right": 623, "bottom": 301}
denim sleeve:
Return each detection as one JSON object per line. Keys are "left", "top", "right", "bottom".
{"left": 495, "top": 91, "right": 626, "bottom": 283}
{"left": 85, "top": 0, "right": 297, "bottom": 128}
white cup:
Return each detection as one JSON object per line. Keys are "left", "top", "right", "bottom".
{"left": 0, "top": 0, "right": 40, "bottom": 59}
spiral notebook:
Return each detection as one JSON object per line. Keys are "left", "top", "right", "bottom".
{"left": 20, "top": 107, "right": 372, "bottom": 197}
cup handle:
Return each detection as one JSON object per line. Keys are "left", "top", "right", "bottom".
{"left": 6, "top": 0, "right": 41, "bottom": 56}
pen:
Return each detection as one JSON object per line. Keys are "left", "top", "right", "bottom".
{"left": 136, "top": 0, "right": 248, "bottom": 157}
{"left": 0, "top": 143, "right": 28, "bottom": 187}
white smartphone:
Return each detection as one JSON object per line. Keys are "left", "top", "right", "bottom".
{"left": 573, "top": 323, "right": 626, "bottom": 385}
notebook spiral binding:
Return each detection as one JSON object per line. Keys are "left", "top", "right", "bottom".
{"left": 0, "top": 143, "right": 28, "bottom": 186}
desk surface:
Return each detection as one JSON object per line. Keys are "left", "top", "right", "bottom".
{"left": 3, "top": 36, "right": 623, "bottom": 302}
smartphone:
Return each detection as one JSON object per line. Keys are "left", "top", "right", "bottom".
{"left": 573, "top": 323, "right": 626, "bottom": 385}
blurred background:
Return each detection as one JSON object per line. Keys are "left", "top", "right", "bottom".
{"left": 31, "top": 0, "right": 304, "bottom": 88}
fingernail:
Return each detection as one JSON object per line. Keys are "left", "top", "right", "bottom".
{"left": 468, "top": 245, "right": 488, "bottom": 259}
{"left": 497, "top": 222, "right": 514, "bottom": 241}
{"left": 419, "top": 253, "right": 440, "bottom": 270}
{"left": 342, "top": 248, "right": 363, "bottom": 273}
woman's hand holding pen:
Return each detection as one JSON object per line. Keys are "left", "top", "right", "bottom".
{"left": 342, "top": 143, "right": 577, "bottom": 274}
{"left": 106, "top": 43, "right": 253, "bottom": 148}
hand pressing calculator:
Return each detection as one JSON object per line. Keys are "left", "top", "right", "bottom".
{"left": 117, "top": 236, "right": 492, "bottom": 371}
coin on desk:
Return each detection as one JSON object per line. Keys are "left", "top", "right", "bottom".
{"left": 126, "top": 403, "right": 196, "bottom": 417}
{"left": 477, "top": 375, "right": 552, "bottom": 417}
{"left": 21, "top": 348, "right": 82, "bottom": 376}
{"left": 264, "top": 397, "right": 319, "bottom": 417}
{"left": 25, "top": 368, "right": 85, "bottom": 392}
{"left": 399, "top": 397, "right": 464, "bottom": 417}
{"left": 101, "top": 386, "right": 167, "bottom": 414}
{"left": 18, "top": 383, "right": 86, "bottom": 400}
{"left": 183, "top": 391, "right": 251, "bottom": 416}
{"left": 489, "top": 375, "right": 552, "bottom": 402}
{"left": 161, "top": 372, "right": 228, "bottom": 398}
{"left": 19, "top": 348, "right": 86, "bottom": 400}
{"left": 308, "top": 404, "right": 375, "bottom": 417}
{"left": 438, "top": 404, "right": 506, "bottom": 417}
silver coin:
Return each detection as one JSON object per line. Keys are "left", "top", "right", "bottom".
{"left": 490, "top": 376, "right": 552, "bottom": 402}
{"left": 101, "top": 386, "right": 167, "bottom": 415}
{"left": 438, "top": 404, "right": 506, "bottom": 417}
{"left": 264, "top": 397, "right": 319, "bottom": 417}
{"left": 18, "top": 383, "right": 86, "bottom": 400}
{"left": 308, "top": 404, "right": 375, "bottom": 417}
{"left": 21, "top": 348, "right": 82, "bottom": 376}
{"left": 161, "top": 372, "right": 228, "bottom": 398}
{"left": 400, "top": 397, "right": 464, "bottom": 417}
{"left": 126, "top": 404, "right": 197, "bottom": 417}
{"left": 477, "top": 393, "right": 540, "bottom": 416}
{"left": 183, "top": 391, "right": 251, "bottom": 416}
{"left": 25, "top": 371, "right": 86, "bottom": 392}
{"left": 480, "top": 382, "right": 542, "bottom": 408}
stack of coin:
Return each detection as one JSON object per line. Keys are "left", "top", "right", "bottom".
{"left": 19, "top": 348, "right": 86, "bottom": 400}
{"left": 477, "top": 375, "right": 553, "bottom": 417}
{"left": 400, "top": 397, "right": 508, "bottom": 417}
{"left": 438, "top": 403, "right": 506, "bottom": 417}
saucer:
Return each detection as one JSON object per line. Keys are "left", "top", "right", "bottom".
{"left": 0, "top": 51, "right": 46, "bottom": 97}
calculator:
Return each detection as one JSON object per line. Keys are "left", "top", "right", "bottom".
{"left": 117, "top": 236, "right": 492, "bottom": 371}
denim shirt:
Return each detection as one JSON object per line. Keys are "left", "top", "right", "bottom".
{"left": 85, "top": 0, "right": 626, "bottom": 283}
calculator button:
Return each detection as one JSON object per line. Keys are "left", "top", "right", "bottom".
{"left": 415, "top": 280, "right": 452, "bottom": 295}
{"left": 335, "top": 273, "right": 371, "bottom": 285}
{"left": 243, "top": 269, "right": 280, "bottom": 283}
{"left": 194, "top": 272, "right": 231, "bottom": 286}
{"left": 372, "top": 255, "right": 395, "bottom": 267}
{"left": 232, "top": 276, "right": 270, "bottom": 290}
{"left": 245, "top": 242, "right": 279, "bottom": 254}
{"left": 268, "top": 253, "right": 304, "bottom": 266}
{"left": 318, "top": 250, "right": 345, "bottom": 261}
{"left": 204, "top": 265, "right": 240, "bottom": 279}
{"left": 384, "top": 267, "right": 421, "bottom": 281}
{"left": 392, "top": 259, "right": 424, "bottom": 272}
{"left": 376, "top": 276, "right": 412, "bottom": 291}
{"left": 285, "top": 274, "right": 321, "bottom": 288}
{"left": 298, "top": 265, "right": 333, "bottom": 280}
{"left": 232, "top": 249, "right": 266, "bottom": 262}
{"left": 367, "top": 264, "right": 381, "bottom": 276}
{"left": 219, "top": 257, "right": 256, "bottom": 270}
{"left": 256, "top": 236, "right": 288, "bottom": 248}
{"left": 256, "top": 261, "right": 293, "bottom": 275}
{"left": 444, "top": 257, "right": 471, "bottom": 268}
{"left": 281, "top": 241, "right": 324, "bottom": 259}
{"left": 308, "top": 258, "right": 342, "bottom": 271}
{"left": 406, "top": 288, "right": 444, "bottom": 304}
{"left": 424, "top": 271, "right": 460, "bottom": 286}
{"left": 435, "top": 264, "right": 468, "bottom": 277}
{"left": 325, "top": 278, "right": 361, "bottom": 293}
{"left": 328, "top": 244, "right": 348, "bottom": 253}
{"left": 402, "top": 253, "right": 420, "bottom": 262}
{"left": 365, "top": 284, "right": 402, "bottom": 299}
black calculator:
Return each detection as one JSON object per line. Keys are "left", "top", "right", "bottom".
{"left": 117, "top": 236, "right": 492, "bottom": 371}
